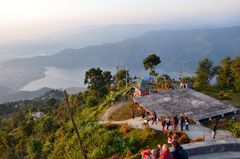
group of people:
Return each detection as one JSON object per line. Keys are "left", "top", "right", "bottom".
{"left": 142, "top": 111, "right": 191, "bottom": 132}
{"left": 141, "top": 141, "right": 188, "bottom": 159}
{"left": 161, "top": 114, "right": 190, "bottom": 132}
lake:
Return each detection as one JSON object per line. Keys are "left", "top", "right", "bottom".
{"left": 20, "top": 66, "right": 180, "bottom": 91}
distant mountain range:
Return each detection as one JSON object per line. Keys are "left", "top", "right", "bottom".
{"left": 5, "top": 25, "right": 240, "bottom": 70}
{"left": 0, "top": 25, "right": 240, "bottom": 103}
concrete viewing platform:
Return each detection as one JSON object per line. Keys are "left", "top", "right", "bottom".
{"left": 134, "top": 89, "right": 238, "bottom": 120}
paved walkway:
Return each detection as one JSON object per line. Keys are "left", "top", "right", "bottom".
{"left": 100, "top": 116, "right": 234, "bottom": 141}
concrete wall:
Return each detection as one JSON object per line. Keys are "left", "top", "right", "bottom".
{"left": 179, "top": 139, "right": 240, "bottom": 156}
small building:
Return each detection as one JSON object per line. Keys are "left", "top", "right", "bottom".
{"left": 180, "top": 82, "right": 193, "bottom": 89}
{"left": 134, "top": 79, "right": 151, "bottom": 96}
{"left": 31, "top": 111, "right": 44, "bottom": 120}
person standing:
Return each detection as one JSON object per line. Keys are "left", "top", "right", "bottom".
{"left": 180, "top": 115, "right": 185, "bottom": 131}
{"left": 161, "top": 118, "right": 166, "bottom": 132}
{"left": 152, "top": 111, "right": 157, "bottom": 125}
{"left": 141, "top": 110, "right": 145, "bottom": 118}
{"left": 212, "top": 122, "right": 218, "bottom": 139}
{"left": 167, "top": 131, "right": 173, "bottom": 145}
{"left": 166, "top": 116, "right": 170, "bottom": 130}
{"left": 174, "top": 115, "right": 179, "bottom": 130}
{"left": 172, "top": 141, "right": 188, "bottom": 159}
{"left": 159, "top": 144, "right": 172, "bottom": 159}
{"left": 156, "top": 144, "right": 161, "bottom": 158}
{"left": 131, "top": 108, "right": 135, "bottom": 119}
{"left": 185, "top": 116, "right": 190, "bottom": 131}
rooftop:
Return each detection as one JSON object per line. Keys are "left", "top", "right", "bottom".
{"left": 134, "top": 89, "right": 238, "bottom": 120}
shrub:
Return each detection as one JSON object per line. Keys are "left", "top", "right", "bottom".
{"left": 87, "top": 96, "right": 98, "bottom": 107}
{"left": 103, "top": 123, "right": 120, "bottom": 130}
{"left": 189, "top": 117, "right": 197, "bottom": 124}
{"left": 119, "top": 124, "right": 130, "bottom": 134}
{"left": 28, "top": 137, "right": 43, "bottom": 157}
{"left": 218, "top": 91, "right": 231, "bottom": 100}
{"left": 41, "top": 116, "right": 59, "bottom": 133}
{"left": 147, "top": 129, "right": 156, "bottom": 137}
{"left": 178, "top": 134, "right": 190, "bottom": 144}
{"left": 230, "top": 122, "right": 240, "bottom": 137}
{"left": 218, "top": 119, "right": 229, "bottom": 127}
{"left": 192, "top": 137, "right": 205, "bottom": 142}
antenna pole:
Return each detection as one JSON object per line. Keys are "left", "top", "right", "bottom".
{"left": 64, "top": 90, "right": 88, "bottom": 159}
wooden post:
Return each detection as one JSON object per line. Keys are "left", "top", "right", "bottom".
{"left": 64, "top": 90, "right": 88, "bottom": 159}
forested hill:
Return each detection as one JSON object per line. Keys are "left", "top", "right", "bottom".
{"left": 4, "top": 25, "right": 240, "bottom": 72}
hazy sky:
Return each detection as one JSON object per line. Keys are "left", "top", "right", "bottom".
{"left": 1, "top": 0, "right": 240, "bottom": 42}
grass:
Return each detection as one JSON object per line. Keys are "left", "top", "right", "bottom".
{"left": 200, "top": 86, "right": 240, "bottom": 107}
{"left": 108, "top": 100, "right": 144, "bottom": 121}
{"left": 103, "top": 123, "right": 167, "bottom": 158}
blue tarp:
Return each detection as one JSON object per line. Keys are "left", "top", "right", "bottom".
{"left": 143, "top": 76, "right": 154, "bottom": 81}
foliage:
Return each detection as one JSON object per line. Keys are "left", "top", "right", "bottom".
{"left": 230, "top": 122, "right": 240, "bottom": 137}
{"left": 181, "top": 76, "right": 194, "bottom": 83}
{"left": 158, "top": 74, "right": 172, "bottom": 82}
{"left": 193, "top": 58, "right": 217, "bottom": 89}
{"left": 178, "top": 134, "right": 190, "bottom": 144}
{"left": 84, "top": 67, "right": 112, "bottom": 98}
{"left": 86, "top": 96, "right": 98, "bottom": 107}
{"left": 41, "top": 116, "right": 59, "bottom": 133}
{"left": 0, "top": 86, "right": 168, "bottom": 159}
{"left": 28, "top": 137, "right": 43, "bottom": 158}
{"left": 192, "top": 137, "right": 205, "bottom": 142}
{"left": 216, "top": 56, "right": 234, "bottom": 89}
{"left": 114, "top": 69, "right": 130, "bottom": 89}
{"left": 218, "top": 91, "right": 231, "bottom": 100}
{"left": 231, "top": 55, "right": 240, "bottom": 91}
{"left": 143, "top": 54, "right": 161, "bottom": 76}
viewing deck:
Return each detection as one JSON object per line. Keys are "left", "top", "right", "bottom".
{"left": 133, "top": 89, "right": 238, "bottom": 121}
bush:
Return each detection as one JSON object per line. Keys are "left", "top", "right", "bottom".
{"left": 87, "top": 96, "right": 98, "bottom": 107}
{"left": 119, "top": 124, "right": 130, "bottom": 134}
{"left": 218, "top": 119, "right": 229, "bottom": 127}
{"left": 41, "top": 116, "right": 59, "bottom": 133}
{"left": 192, "top": 137, "right": 205, "bottom": 142}
{"left": 29, "top": 138, "right": 43, "bottom": 154}
{"left": 230, "top": 122, "right": 240, "bottom": 137}
{"left": 189, "top": 117, "right": 197, "bottom": 124}
{"left": 178, "top": 134, "right": 190, "bottom": 144}
{"left": 218, "top": 91, "right": 231, "bottom": 100}
{"left": 147, "top": 129, "right": 156, "bottom": 137}
{"left": 103, "top": 123, "right": 120, "bottom": 130}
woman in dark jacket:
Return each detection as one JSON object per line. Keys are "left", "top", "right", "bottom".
{"left": 172, "top": 141, "right": 188, "bottom": 159}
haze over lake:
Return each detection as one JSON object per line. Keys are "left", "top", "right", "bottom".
{"left": 20, "top": 67, "right": 181, "bottom": 91}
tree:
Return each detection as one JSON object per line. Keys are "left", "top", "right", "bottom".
{"left": 84, "top": 68, "right": 111, "bottom": 98}
{"left": 47, "top": 98, "right": 57, "bottom": 107}
{"left": 143, "top": 54, "right": 161, "bottom": 76}
{"left": 193, "top": 58, "right": 216, "bottom": 89}
{"left": 158, "top": 74, "right": 171, "bottom": 82}
{"left": 28, "top": 137, "right": 43, "bottom": 158}
{"left": 181, "top": 76, "right": 194, "bottom": 83}
{"left": 102, "top": 71, "right": 113, "bottom": 86}
{"left": 41, "top": 116, "right": 59, "bottom": 133}
{"left": 216, "top": 56, "right": 234, "bottom": 89}
{"left": 113, "top": 69, "right": 129, "bottom": 88}
{"left": 232, "top": 55, "right": 240, "bottom": 91}
{"left": 21, "top": 121, "right": 34, "bottom": 136}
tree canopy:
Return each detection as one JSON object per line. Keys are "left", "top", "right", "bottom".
{"left": 84, "top": 68, "right": 112, "bottom": 99}
{"left": 143, "top": 54, "right": 161, "bottom": 76}
{"left": 216, "top": 56, "right": 234, "bottom": 89}
{"left": 193, "top": 58, "right": 218, "bottom": 89}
